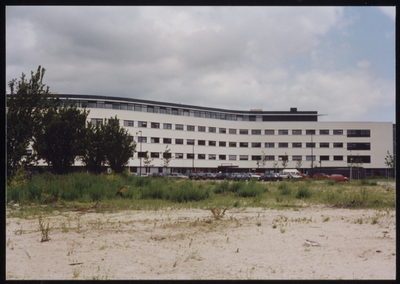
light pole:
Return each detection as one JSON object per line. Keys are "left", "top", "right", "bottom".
{"left": 192, "top": 143, "right": 194, "bottom": 172}
{"left": 350, "top": 157, "right": 353, "bottom": 181}
{"left": 136, "top": 131, "right": 142, "bottom": 176}
{"left": 310, "top": 133, "right": 314, "bottom": 177}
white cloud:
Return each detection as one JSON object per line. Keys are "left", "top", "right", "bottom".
{"left": 377, "top": 7, "right": 395, "bottom": 21}
{"left": 357, "top": 60, "right": 370, "bottom": 68}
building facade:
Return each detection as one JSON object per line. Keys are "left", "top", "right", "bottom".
{"left": 41, "top": 94, "right": 394, "bottom": 177}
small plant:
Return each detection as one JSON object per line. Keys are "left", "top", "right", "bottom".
{"left": 210, "top": 207, "right": 227, "bottom": 220}
{"left": 280, "top": 227, "right": 286, "bottom": 233}
{"left": 272, "top": 223, "right": 277, "bottom": 229}
{"left": 233, "top": 201, "right": 240, "bottom": 207}
{"left": 371, "top": 218, "right": 378, "bottom": 225}
{"left": 73, "top": 267, "right": 81, "bottom": 278}
{"left": 323, "top": 217, "right": 330, "bottom": 222}
{"left": 38, "top": 215, "right": 51, "bottom": 242}
{"left": 256, "top": 221, "right": 261, "bottom": 226}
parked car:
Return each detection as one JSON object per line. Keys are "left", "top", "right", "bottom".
{"left": 313, "top": 173, "right": 330, "bottom": 178}
{"left": 248, "top": 173, "right": 261, "bottom": 179}
{"left": 187, "top": 172, "right": 206, "bottom": 180}
{"left": 259, "top": 173, "right": 282, "bottom": 182}
{"left": 228, "top": 173, "right": 250, "bottom": 181}
{"left": 168, "top": 173, "right": 188, "bottom": 179}
{"left": 279, "top": 173, "right": 291, "bottom": 179}
{"left": 152, "top": 173, "right": 166, "bottom": 178}
{"left": 300, "top": 173, "right": 310, "bottom": 178}
{"left": 287, "top": 173, "right": 303, "bottom": 179}
{"left": 330, "top": 174, "right": 349, "bottom": 182}
{"left": 216, "top": 173, "right": 231, "bottom": 180}
{"left": 205, "top": 173, "right": 217, "bottom": 180}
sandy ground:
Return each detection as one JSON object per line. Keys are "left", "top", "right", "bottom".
{"left": 6, "top": 204, "right": 396, "bottom": 280}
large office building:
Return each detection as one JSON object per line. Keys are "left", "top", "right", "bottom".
{"left": 41, "top": 94, "right": 394, "bottom": 178}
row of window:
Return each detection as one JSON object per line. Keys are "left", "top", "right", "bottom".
{"left": 141, "top": 152, "right": 371, "bottom": 163}
{"left": 74, "top": 100, "right": 300, "bottom": 122}
{"left": 134, "top": 137, "right": 371, "bottom": 150}
{"left": 92, "top": 119, "right": 371, "bottom": 137}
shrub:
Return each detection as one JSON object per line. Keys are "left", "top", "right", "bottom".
{"left": 278, "top": 182, "right": 291, "bottom": 195}
{"left": 296, "top": 185, "right": 312, "bottom": 199}
{"left": 214, "top": 180, "right": 230, "bottom": 194}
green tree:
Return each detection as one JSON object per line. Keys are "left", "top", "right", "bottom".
{"left": 103, "top": 116, "right": 136, "bottom": 173}
{"left": 6, "top": 66, "right": 59, "bottom": 182}
{"left": 33, "top": 100, "right": 89, "bottom": 174}
{"left": 384, "top": 150, "right": 395, "bottom": 178}
{"left": 81, "top": 121, "right": 107, "bottom": 174}
{"left": 160, "top": 145, "right": 172, "bottom": 174}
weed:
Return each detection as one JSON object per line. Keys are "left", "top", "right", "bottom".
{"left": 210, "top": 207, "right": 227, "bottom": 220}
{"left": 296, "top": 185, "right": 312, "bottom": 199}
{"left": 371, "top": 218, "right": 378, "bottom": 225}
{"left": 280, "top": 227, "right": 286, "bottom": 233}
{"left": 272, "top": 223, "right": 277, "bottom": 229}
{"left": 233, "top": 201, "right": 240, "bottom": 207}
{"left": 323, "top": 217, "right": 330, "bottom": 222}
{"left": 256, "top": 221, "right": 262, "bottom": 226}
{"left": 38, "top": 215, "right": 51, "bottom": 242}
{"left": 73, "top": 267, "right": 81, "bottom": 278}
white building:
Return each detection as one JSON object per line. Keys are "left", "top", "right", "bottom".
{"left": 54, "top": 94, "right": 393, "bottom": 178}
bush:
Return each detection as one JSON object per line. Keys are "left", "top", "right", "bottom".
{"left": 278, "top": 182, "right": 291, "bottom": 195}
{"left": 170, "top": 180, "right": 208, "bottom": 203}
{"left": 214, "top": 180, "right": 230, "bottom": 194}
{"left": 296, "top": 185, "right": 312, "bottom": 199}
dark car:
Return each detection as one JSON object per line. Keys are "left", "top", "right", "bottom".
{"left": 216, "top": 173, "right": 231, "bottom": 180}
{"left": 152, "top": 173, "right": 166, "bottom": 178}
{"left": 228, "top": 173, "right": 250, "bottom": 181}
{"left": 205, "top": 173, "right": 217, "bottom": 180}
{"left": 259, "top": 173, "right": 283, "bottom": 182}
{"left": 313, "top": 173, "right": 330, "bottom": 178}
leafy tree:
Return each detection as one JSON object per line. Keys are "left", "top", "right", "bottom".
{"left": 160, "top": 145, "right": 172, "bottom": 174}
{"left": 81, "top": 121, "right": 107, "bottom": 174}
{"left": 281, "top": 152, "right": 289, "bottom": 170}
{"left": 6, "top": 66, "right": 59, "bottom": 182}
{"left": 142, "top": 151, "right": 154, "bottom": 174}
{"left": 102, "top": 116, "right": 136, "bottom": 173}
{"left": 33, "top": 100, "right": 89, "bottom": 174}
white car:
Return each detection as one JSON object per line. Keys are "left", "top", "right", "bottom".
{"left": 248, "top": 173, "right": 261, "bottom": 179}
{"left": 168, "top": 173, "right": 188, "bottom": 179}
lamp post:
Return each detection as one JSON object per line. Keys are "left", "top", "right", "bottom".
{"left": 136, "top": 131, "right": 142, "bottom": 176}
{"left": 310, "top": 133, "right": 314, "bottom": 178}
{"left": 350, "top": 157, "right": 353, "bottom": 181}
{"left": 192, "top": 143, "right": 194, "bottom": 172}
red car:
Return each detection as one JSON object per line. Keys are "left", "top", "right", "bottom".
{"left": 330, "top": 174, "right": 349, "bottom": 182}
{"left": 300, "top": 173, "right": 310, "bottom": 178}
{"left": 313, "top": 173, "right": 330, "bottom": 178}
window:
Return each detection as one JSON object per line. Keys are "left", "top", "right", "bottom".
{"left": 198, "top": 154, "right": 206, "bottom": 159}
{"left": 138, "top": 121, "right": 147, "bottom": 128}
{"left": 138, "top": 152, "right": 147, "bottom": 158}
{"left": 92, "top": 118, "right": 103, "bottom": 124}
{"left": 252, "top": 130, "right": 261, "bottom": 135}
{"left": 229, "top": 142, "right": 237, "bottom": 147}
{"left": 347, "top": 143, "right": 371, "bottom": 150}
{"left": 347, "top": 156, "right": 371, "bottom": 163}
{"left": 219, "top": 141, "right": 226, "bottom": 147}
{"left": 347, "top": 130, "right": 370, "bottom": 137}
{"left": 333, "top": 143, "right": 343, "bottom": 148}
{"left": 239, "top": 129, "right": 248, "bottom": 135}
{"left": 292, "top": 143, "right": 302, "bottom": 148}
{"left": 151, "top": 152, "right": 159, "bottom": 158}
{"left": 306, "top": 143, "right": 316, "bottom": 148}
{"left": 209, "top": 141, "right": 216, "bottom": 146}
{"left": 209, "top": 127, "right": 216, "bottom": 133}
{"left": 176, "top": 124, "right": 184, "bottom": 130}
{"left": 320, "top": 156, "right": 329, "bottom": 161}
{"left": 252, "top": 156, "right": 262, "bottom": 161}
{"left": 175, "top": 139, "right": 183, "bottom": 145}
{"left": 279, "top": 155, "right": 288, "bottom": 161}
{"left": 333, "top": 156, "right": 343, "bottom": 161}
{"left": 151, "top": 122, "right": 160, "bottom": 128}
{"left": 265, "top": 130, "right": 275, "bottom": 135}
{"left": 187, "top": 139, "right": 195, "bottom": 145}
{"left": 265, "top": 143, "right": 275, "bottom": 148}
{"left": 187, "top": 154, "right": 194, "bottom": 159}
{"left": 240, "top": 142, "right": 248, "bottom": 148}
{"left": 163, "top": 152, "right": 172, "bottom": 159}
{"left": 198, "top": 126, "right": 206, "bottom": 132}
{"left": 306, "top": 156, "right": 316, "bottom": 161}
{"left": 320, "top": 143, "right": 329, "bottom": 148}
{"left": 138, "top": 137, "right": 147, "bottom": 143}
{"left": 198, "top": 140, "right": 206, "bottom": 146}
{"left": 219, "top": 128, "right": 226, "bottom": 134}
{"left": 292, "top": 130, "right": 302, "bottom": 135}
{"left": 229, "top": 129, "right": 237, "bottom": 134}
{"left": 252, "top": 142, "right": 261, "bottom": 148}
{"left": 219, "top": 155, "right": 226, "bottom": 160}
{"left": 265, "top": 156, "right": 274, "bottom": 161}
{"left": 229, "top": 155, "right": 237, "bottom": 161}
{"left": 239, "top": 155, "right": 248, "bottom": 160}
{"left": 320, "top": 130, "right": 329, "bottom": 135}
{"left": 151, "top": 137, "right": 160, "bottom": 143}
{"left": 278, "top": 143, "right": 288, "bottom": 148}
{"left": 163, "top": 123, "right": 172, "bottom": 129}
{"left": 292, "top": 155, "right": 302, "bottom": 161}
{"left": 187, "top": 125, "right": 195, "bottom": 131}
{"left": 333, "top": 130, "right": 343, "bottom": 135}
{"left": 278, "top": 130, "right": 288, "bottom": 135}
{"left": 209, "top": 154, "right": 216, "bottom": 160}
{"left": 175, "top": 153, "right": 183, "bottom": 159}
{"left": 26, "top": 149, "right": 33, "bottom": 155}
{"left": 123, "top": 120, "right": 133, "bottom": 127}
{"left": 306, "top": 130, "right": 316, "bottom": 135}
{"left": 163, "top": 138, "right": 172, "bottom": 144}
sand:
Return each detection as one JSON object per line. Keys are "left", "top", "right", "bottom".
{"left": 6, "top": 205, "right": 396, "bottom": 280}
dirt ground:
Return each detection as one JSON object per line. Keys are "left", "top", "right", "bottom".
{"left": 6, "top": 204, "right": 396, "bottom": 280}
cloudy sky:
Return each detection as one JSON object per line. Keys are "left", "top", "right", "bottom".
{"left": 6, "top": 6, "right": 395, "bottom": 122}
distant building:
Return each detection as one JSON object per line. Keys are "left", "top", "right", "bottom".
{"left": 33, "top": 94, "right": 394, "bottom": 178}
